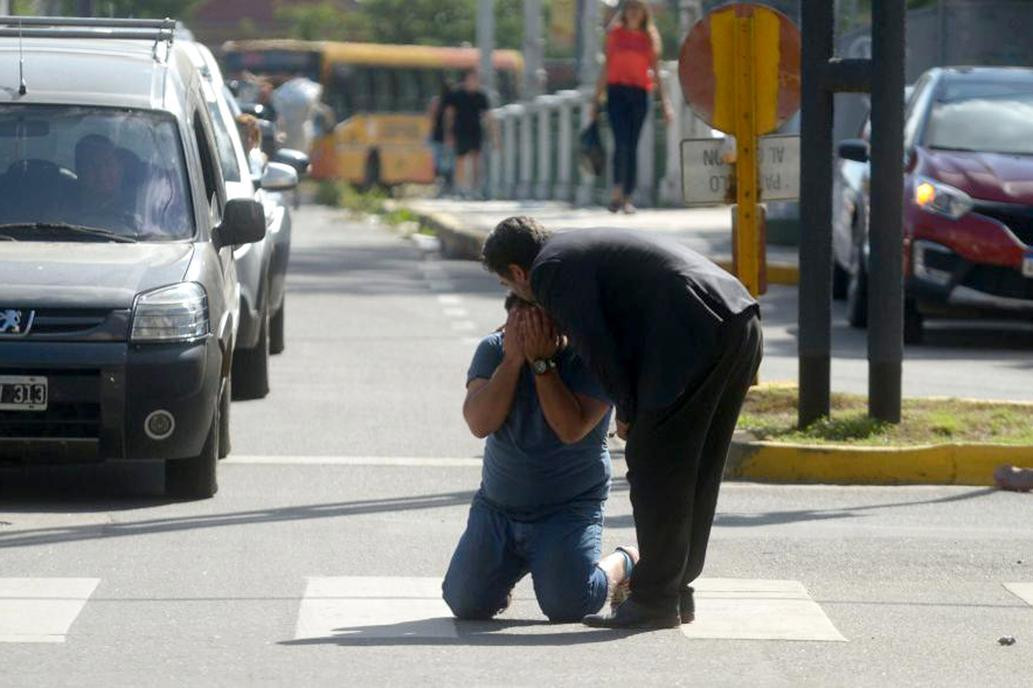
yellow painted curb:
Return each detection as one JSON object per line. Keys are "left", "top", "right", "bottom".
{"left": 715, "top": 259, "right": 799, "bottom": 287}
{"left": 727, "top": 440, "right": 1033, "bottom": 485}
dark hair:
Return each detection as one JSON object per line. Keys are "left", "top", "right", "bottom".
{"left": 482, "top": 216, "right": 551, "bottom": 276}
{"left": 504, "top": 293, "right": 533, "bottom": 312}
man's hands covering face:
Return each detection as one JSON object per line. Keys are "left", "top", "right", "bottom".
{"left": 519, "top": 307, "right": 560, "bottom": 362}
{"left": 502, "top": 308, "right": 525, "bottom": 363}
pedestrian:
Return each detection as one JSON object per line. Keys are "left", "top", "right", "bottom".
{"left": 592, "top": 0, "right": 674, "bottom": 214}
{"left": 481, "top": 217, "right": 763, "bottom": 629}
{"left": 427, "top": 81, "right": 455, "bottom": 196}
{"left": 235, "top": 113, "right": 266, "bottom": 178}
{"left": 444, "top": 70, "right": 490, "bottom": 198}
{"left": 442, "top": 295, "right": 638, "bottom": 623}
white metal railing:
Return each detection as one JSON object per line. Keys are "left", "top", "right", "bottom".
{"left": 484, "top": 62, "right": 713, "bottom": 207}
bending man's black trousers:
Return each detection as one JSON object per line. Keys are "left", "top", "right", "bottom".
{"left": 625, "top": 312, "right": 763, "bottom": 609}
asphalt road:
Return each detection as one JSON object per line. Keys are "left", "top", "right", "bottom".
{"left": 1, "top": 205, "right": 1031, "bottom": 687}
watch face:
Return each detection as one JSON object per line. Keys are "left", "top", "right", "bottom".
{"left": 532, "top": 359, "right": 548, "bottom": 374}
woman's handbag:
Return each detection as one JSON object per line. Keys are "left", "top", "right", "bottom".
{"left": 578, "top": 118, "right": 606, "bottom": 177}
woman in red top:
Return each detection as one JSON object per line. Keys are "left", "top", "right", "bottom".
{"left": 593, "top": 0, "right": 673, "bottom": 213}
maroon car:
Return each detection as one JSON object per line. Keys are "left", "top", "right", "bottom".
{"left": 839, "top": 67, "right": 1033, "bottom": 343}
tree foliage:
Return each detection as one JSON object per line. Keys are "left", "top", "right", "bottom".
{"left": 278, "top": 0, "right": 525, "bottom": 50}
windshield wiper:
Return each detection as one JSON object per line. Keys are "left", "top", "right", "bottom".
{"left": 0, "top": 222, "right": 138, "bottom": 243}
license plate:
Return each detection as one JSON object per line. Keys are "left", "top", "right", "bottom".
{"left": 1024, "top": 253, "right": 1033, "bottom": 278}
{"left": 0, "top": 375, "right": 47, "bottom": 411}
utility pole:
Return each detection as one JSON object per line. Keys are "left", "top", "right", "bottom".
{"left": 476, "top": 0, "right": 495, "bottom": 103}
{"left": 577, "top": 0, "right": 600, "bottom": 89}
{"left": 523, "top": 0, "right": 543, "bottom": 98}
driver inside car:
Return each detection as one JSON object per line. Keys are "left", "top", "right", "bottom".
{"left": 74, "top": 133, "right": 135, "bottom": 231}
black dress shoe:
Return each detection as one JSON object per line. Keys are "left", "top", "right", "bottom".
{"left": 680, "top": 587, "right": 694, "bottom": 624}
{"left": 583, "top": 598, "right": 680, "bottom": 630}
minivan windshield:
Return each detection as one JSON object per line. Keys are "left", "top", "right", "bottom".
{"left": 925, "top": 79, "right": 1033, "bottom": 155}
{"left": 0, "top": 105, "right": 194, "bottom": 240}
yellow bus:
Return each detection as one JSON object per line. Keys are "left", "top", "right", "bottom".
{"left": 221, "top": 39, "right": 523, "bottom": 186}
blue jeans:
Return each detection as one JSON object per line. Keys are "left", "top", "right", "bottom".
{"left": 442, "top": 492, "right": 608, "bottom": 622}
{"left": 606, "top": 84, "right": 649, "bottom": 197}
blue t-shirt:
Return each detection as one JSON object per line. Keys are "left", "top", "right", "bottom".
{"left": 467, "top": 332, "right": 613, "bottom": 513}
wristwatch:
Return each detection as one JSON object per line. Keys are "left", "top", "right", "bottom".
{"left": 531, "top": 358, "right": 557, "bottom": 375}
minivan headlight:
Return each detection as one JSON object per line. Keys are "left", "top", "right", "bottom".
{"left": 131, "top": 283, "right": 209, "bottom": 342}
{"left": 914, "top": 176, "right": 973, "bottom": 220}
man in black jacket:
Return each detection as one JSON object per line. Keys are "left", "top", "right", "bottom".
{"left": 482, "top": 216, "right": 763, "bottom": 629}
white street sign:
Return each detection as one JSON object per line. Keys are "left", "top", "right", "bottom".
{"left": 681, "top": 135, "right": 800, "bottom": 206}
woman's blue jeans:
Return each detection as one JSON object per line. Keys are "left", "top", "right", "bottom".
{"left": 442, "top": 491, "right": 608, "bottom": 623}
{"left": 606, "top": 84, "right": 649, "bottom": 197}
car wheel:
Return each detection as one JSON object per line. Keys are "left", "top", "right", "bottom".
{"left": 232, "top": 300, "right": 270, "bottom": 400}
{"left": 165, "top": 405, "right": 219, "bottom": 500}
{"left": 833, "top": 261, "right": 849, "bottom": 301}
{"left": 846, "top": 245, "right": 868, "bottom": 328}
{"left": 270, "top": 301, "right": 285, "bottom": 355}
{"left": 904, "top": 299, "right": 924, "bottom": 345}
{"left": 218, "top": 374, "right": 231, "bottom": 459}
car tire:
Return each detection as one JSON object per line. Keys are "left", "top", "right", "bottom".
{"left": 232, "top": 301, "right": 270, "bottom": 400}
{"left": 165, "top": 405, "right": 219, "bottom": 500}
{"left": 904, "top": 299, "right": 924, "bottom": 345}
{"left": 218, "top": 374, "right": 231, "bottom": 459}
{"left": 833, "top": 261, "right": 849, "bottom": 301}
{"left": 846, "top": 246, "right": 868, "bottom": 329}
{"left": 270, "top": 301, "right": 285, "bottom": 355}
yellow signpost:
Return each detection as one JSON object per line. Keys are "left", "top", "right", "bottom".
{"left": 678, "top": 3, "right": 801, "bottom": 297}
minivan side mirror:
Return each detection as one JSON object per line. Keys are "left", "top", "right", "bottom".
{"left": 838, "top": 138, "right": 870, "bottom": 163}
{"left": 260, "top": 161, "right": 299, "bottom": 191}
{"left": 214, "top": 198, "right": 266, "bottom": 248}
{"left": 271, "top": 148, "right": 310, "bottom": 178}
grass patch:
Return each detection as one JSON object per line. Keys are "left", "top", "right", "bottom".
{"left": 315, "top": 181, "right": 432, "bottom": 233}
{"left": 738, "top": 385, "right": 1033, "bottom": 446}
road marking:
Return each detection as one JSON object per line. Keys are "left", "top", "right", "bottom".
{"left": 0, "top": 578, "right": 100, "bottom": 643}
{"left": 224, "top": 455, "right": 482, "bottom": 467}
{"left": 437, "top": 294, "right": 463, "bottom": 305}
{"left": 681, "top": 579, "right": 846, "bottom": 642}
{"left": 442, "top": 307, "right": 469, "bottom": 318}
{"left": 426, "top": 280, "right": 456, "bottom": 292}
{"left": 449, "top": 320, "right": 476, "bottom": 331}
{"left": 295, "top": 576, "right": 457, "bottom": 641}
{"left": 1004, "top": 582, "right": 1033, "bottom": 606}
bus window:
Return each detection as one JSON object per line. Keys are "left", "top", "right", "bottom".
{"left": 396, "top": 69, "right": 421, "bottom": 112}
{"left": 370, "top": 68, "right": 395, "bottom": 112}
{"left": 327, "top": 64, "right": 355, "bottom": 122}
{"left": 352, "top": 67, "right": 375, "bottom": 113}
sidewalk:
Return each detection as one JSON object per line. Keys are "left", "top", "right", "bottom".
{"left": 399, "top": 199, "right": 800, "bottom": 286}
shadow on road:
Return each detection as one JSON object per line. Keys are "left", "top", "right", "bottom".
{"left": 604, "top": 486, "right": 997, "bottom": 529}
{"left": 0, "top": 488, "right": 478, "bottom": 549}
{"left": 281, "top": 616, "right": 643, "bottom": 647}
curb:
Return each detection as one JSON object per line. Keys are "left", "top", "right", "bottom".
{"left": 725, "top": 438, "right": 1032, "bottom": 486}
{"left": 403, "top": 205, "right": 800, "bottom": 286}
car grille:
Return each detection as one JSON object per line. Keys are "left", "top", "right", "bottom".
{"left": 962, "top": 265, "right": 1033, "bottom": 301}
{"left": 30, "top": 309, "right": 111, "bottom": 337}
{"left": 0, "top": 369, "right": 101, "bottom": 439}
{"left": 973, "top": 202, "right": 1033, "bottom": 246}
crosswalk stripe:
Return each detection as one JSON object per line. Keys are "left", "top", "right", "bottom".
{"left": 1003, "top": 582, "right": 1033, "bottom": 606}
{"left": 0, "top": 578, "right": 99, "bottom": 643}
{"left": 294, "top": 577, "right": 457, "bottom": 641}
{"left": 681, "top": 578, "right": 847, "bottom": 642}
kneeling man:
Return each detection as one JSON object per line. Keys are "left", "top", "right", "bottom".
{"left": 442, "top": 296, "right": 636, "bottom": 622}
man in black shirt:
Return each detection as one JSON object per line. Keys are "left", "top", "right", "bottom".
{"left": 444, "top": 70, "right": 490, "bottom": 196}
{"left": 482, "top": 216, "right": 763, "bottom": 629}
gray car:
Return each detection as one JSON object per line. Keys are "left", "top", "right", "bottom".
{"left": 0, "top": 18, "right": 265, "bottom": 498}
{"left": 183, "top": 41, "right": 297, "bottom": 403}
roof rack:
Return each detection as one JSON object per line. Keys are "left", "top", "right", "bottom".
{"left": 0, "top": 16, "right": 175, "bottom": 46}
